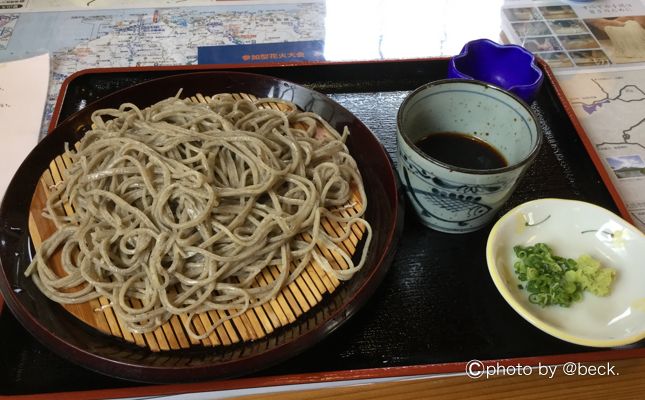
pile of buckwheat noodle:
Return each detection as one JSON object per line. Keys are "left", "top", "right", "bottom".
{"left": 25, "top": 92, "right": 371, "bottom": 340}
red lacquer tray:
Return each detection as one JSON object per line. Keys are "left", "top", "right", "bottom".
{"left": 0, "top": 58, "right": 641, "bottom": 399}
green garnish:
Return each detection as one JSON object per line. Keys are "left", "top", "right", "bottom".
{"left": 513, "top": 243, "right": 616, "bottom": 307}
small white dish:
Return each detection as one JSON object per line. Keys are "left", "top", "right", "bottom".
{"left": 486, "top": 198, "right": 645, "bottom": 347}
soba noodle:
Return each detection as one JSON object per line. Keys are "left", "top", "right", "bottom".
{"left": 25, "top": 93, "right": 372, "bottom": 340}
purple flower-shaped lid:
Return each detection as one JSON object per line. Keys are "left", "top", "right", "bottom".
{"left": 448, "top": 38, "right": 544, "bottom": 103}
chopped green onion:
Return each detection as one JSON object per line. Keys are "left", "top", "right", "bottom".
{"left": 512, "top": 243, "right": 616, "bottom": 307}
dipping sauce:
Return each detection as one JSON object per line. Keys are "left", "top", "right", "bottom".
{"left": 415, "top": 132, "right": 508, "bottom": 170}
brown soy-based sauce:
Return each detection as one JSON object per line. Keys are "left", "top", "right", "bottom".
{"left": 414, "top": 132, "right": 508, "bottom": 170}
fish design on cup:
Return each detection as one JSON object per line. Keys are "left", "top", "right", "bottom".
{"left": 399, "top": 152, "right": 497, "bottom": 227}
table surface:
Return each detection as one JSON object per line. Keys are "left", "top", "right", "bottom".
{"left": 237, "top": 358, "right": 645, "bottom": 400}
{"left": 1, "top": 1, "right": 644, "bottom": 398}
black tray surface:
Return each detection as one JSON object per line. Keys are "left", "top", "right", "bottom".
{"left": 1, "top": 59, "right": 632, "bottom": 395}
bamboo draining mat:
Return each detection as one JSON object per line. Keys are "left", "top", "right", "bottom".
{"left": 27, "top": 93, "right": 366, "bottom": 352}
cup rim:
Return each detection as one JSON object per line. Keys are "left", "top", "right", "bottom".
{"left": 397, "top": 78, "right": 543, "bottom": 176}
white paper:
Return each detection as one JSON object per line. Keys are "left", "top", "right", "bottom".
{"left": 0, "top": 53, "right": 49, "bottom": 200}
{"left": 501, "top": 0, "right": 645, "bottom": 70}
{"left": 557, "top": 66, "right": 645, "bottom": 231}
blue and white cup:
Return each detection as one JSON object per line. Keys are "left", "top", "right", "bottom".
{"left": 396, "top": 79, "right": 542, "bottom": 234}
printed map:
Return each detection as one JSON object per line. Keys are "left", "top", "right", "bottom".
{"left": 559, "top": 68, "right": 645, "bottom": 230}
{"left": 0, "top": 14, "right": 18, "bottom": 49}
{"left": 0, "top": 3, "right": 325, "bottom": 132}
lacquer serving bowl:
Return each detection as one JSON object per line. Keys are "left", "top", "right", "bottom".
{"left": 0, "top": 71, "right": 403, "bottom": 382}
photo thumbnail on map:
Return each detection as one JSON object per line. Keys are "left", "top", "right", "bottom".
{"left": 585, "top": 16, "right": 645, "bottom": 64}
{"left": 606, "top": 155, "right": 645, "bottom": 179}
{"left": 569, "top": 49, "right": 612, "bottom": 66}
{"left": 504, "top": 7, "right": 542, "bottom": 21}
{"left": 522, "top": 36, "right": 562, "bottom": 52}
{"left": 512, "top": 21, "right": 550, "bottom": 36}
{"left": 502, "top": 3, "right": 645, "bottom": 69}
{"left": 548, "top": 19, "right": 590, "bottom": 35}
{"left": 537, "top": 51, "right": 573, "bottom": 68}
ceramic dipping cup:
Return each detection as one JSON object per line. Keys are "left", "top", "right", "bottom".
{"left": 448, "top": 38, "right": 544, "bottom": 104}
{"left": 396, "top": 79, "right": 542, "bottom": 234}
